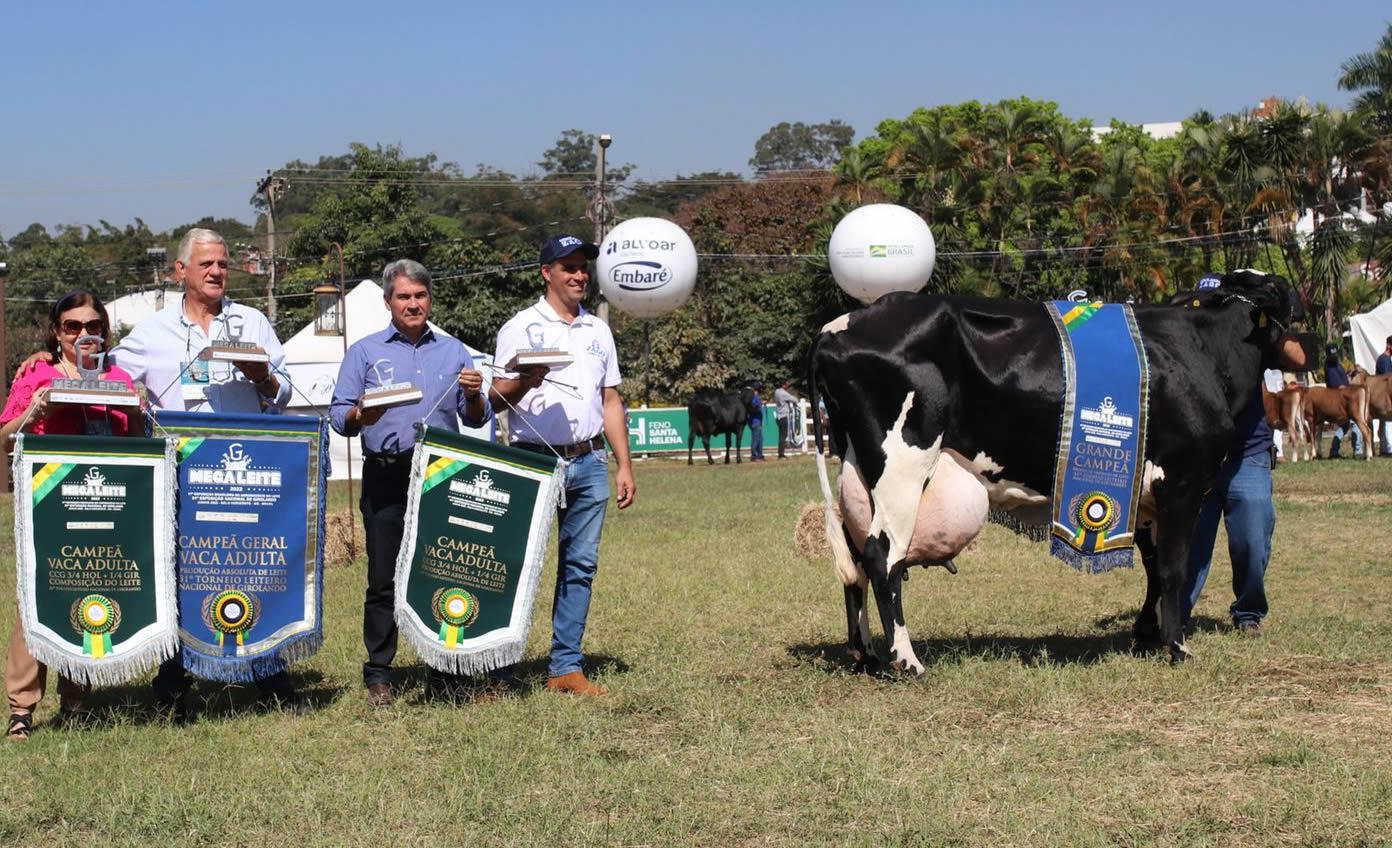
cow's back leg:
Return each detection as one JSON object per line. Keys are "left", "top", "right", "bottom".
{"left": 1149, "top": 502, "right": 1203, "bottom": 663}
{"left": 688, "top": 430, "right": 695, "bottom": 465}
{"left": 702, "top": 434, "right": 714, "bottom": 465}
{"left": 859, "top": 395, "right": 939, "bottom": 677}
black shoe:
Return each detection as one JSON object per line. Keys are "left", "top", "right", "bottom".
{"left": 1235, "top": 620, "right": 1263, "bottom": 637}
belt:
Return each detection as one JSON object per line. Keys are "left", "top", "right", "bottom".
{"left": 363, "top": 452, "right": 411, "bottom": 468}
{"left": 513, "top": 435, "right": 605, "bottom": 459}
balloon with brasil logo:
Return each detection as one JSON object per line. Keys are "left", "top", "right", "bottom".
{"left": 596, "top": 217, "right": 698, "bottom": 319}
{"left": 827, "top": 203, "right": 936, "bottom": 304}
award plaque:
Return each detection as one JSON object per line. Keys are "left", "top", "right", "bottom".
{"left": 504, "top": 350, "right": 574, "bottom": 372}
{"left": 198, "top": 315, "right": 269, "bottom": 363}
{"left": 198, "top": 341, "right": 269, "bottom": 364}
{"left": 48, "top": 338, "right": 141, "bottom": 407}
{"left": 362, "top": 383, "right": 424, "bottom": 410}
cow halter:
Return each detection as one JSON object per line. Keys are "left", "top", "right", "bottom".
{"left": 1220, "top": 292, "right": 1288, "bottom": 336}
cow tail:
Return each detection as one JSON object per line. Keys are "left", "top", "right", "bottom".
{"left": 808, "top": 334, "right": 860, "bottom": 586}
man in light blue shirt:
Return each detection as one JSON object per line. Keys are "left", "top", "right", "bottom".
{"left": 330, "top": 259, "right": 491, "bottom": 707}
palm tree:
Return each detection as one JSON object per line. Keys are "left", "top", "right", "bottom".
{"left": 1338, "top": 24, "right": 1392, "bottom": 133}
{"left": 831, "top": 148, "right": 881, "bottom": 206}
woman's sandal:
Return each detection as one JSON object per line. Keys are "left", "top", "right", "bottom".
{"left": 7, "top": 712, "right": 33, "bottom": 742}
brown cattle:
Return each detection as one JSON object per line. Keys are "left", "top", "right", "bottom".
{"left": 1263, "top": 385, "right": 1311, "bottom": 461}
{"left": 1303, "top": 384, "right": 1373, "bottom": 460}
{"left": 1349, "top": 366, "right": 1392, "bottom": 420}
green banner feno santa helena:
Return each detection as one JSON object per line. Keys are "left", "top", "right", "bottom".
{"left": 394, "top": 425, "right": 563, "bottom": 675}
{"left": 12, "top": 434, "right": 179, "bottom": 686}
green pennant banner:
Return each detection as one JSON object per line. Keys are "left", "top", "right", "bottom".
{"left": 394, "top": 426, "right": 562, "bottom": 675}
{"left": 12, "top": 434, "right": 179, "bottom": 686}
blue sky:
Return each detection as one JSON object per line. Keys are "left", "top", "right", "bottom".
{"left": 2, "top": 0, "right": 1386, "bottom": 237}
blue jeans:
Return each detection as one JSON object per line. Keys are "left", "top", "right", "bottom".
{"left": 1181, "top": 453, "right": 1275, "bottom": 626}
{"left": 549, "top": 451, "right": 610, "bottom": 677}
{"left": 749, "top": 421, "right": 764, "bottom": 460}
{"left": 1331, "top": 421, "right": 1364, "bottom": 458}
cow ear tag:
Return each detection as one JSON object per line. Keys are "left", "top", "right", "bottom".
{"left": 1258, "top": 314, "right": 1268, "bottom": 328}
{"left": 1191, "top": 299, "right": 1201, "bottom": 308}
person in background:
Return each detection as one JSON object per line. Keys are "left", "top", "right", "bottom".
{"left": 2, "top": 291, "right": 141, "bottom": 741}
{"left": 1323, "top": 344, "right": 1364, "bottom": 459}
{"left": 774, "top": 379, "right": 798, "bottom": 459}
{"left": 1377, "top": 336, "right": 1392, "bottom": 456}
{"left": 330, "top": 259, "right": 490, "bottom": 708}
{"left": 748, "top": 382, "right": 765, "bottom": 462}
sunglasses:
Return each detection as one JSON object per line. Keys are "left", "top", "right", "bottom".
{"left": 60, "top": 319, "right": 104, "bottom": 336}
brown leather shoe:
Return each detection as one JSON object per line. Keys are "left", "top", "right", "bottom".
{"left": 366, "top": 682, "right": 394, "bottom": 708}
{"left": 545, "top": 671, "right": 608, "bottom": 696}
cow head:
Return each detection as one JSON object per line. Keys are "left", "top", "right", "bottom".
{"left": 1173, "top": 270, "right": 1299, "bottom": 366}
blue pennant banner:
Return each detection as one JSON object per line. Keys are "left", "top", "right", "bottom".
{"left": 154, "top": 410, "right": 328, "bottom": 681}
{"left": 1046, "top": 302, "right": 1150, "bottom": 573}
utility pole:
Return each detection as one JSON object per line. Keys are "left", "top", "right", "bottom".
{"left": 0, "top": 261, "right": 8, "bottom": 492}
{"left": 257, "top": 171, "right": 288, "bottom": 323}
{"left": 146, "top": 247, "right": 167, "bottom": 309}
{"left": 588, "top": 133, "right": 614, "bottom": 324}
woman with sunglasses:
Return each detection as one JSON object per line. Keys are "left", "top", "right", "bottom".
{"left": 1, "top": 290, "right": 142, "bottom": 741}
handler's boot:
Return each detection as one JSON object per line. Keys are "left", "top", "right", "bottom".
{"left": 545, "top": 671, "right": 607, "bottom": 696}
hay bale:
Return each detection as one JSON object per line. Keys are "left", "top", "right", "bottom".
{"left": 794, "top": 502, "right": 837, "bottom": 559}
{"left": 324, "top": 512, "right": 364, "bottom": 568}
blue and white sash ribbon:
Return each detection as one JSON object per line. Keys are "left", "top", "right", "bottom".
{"left": 1046, "top": 302, "right": 1150, "bottom": 573}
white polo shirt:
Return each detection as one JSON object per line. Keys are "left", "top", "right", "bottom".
{"left": 112, "top": 295, "right": 292, "bottom": 413}
{"left": 494, "top": 298, "right": 621, "bottom": 446}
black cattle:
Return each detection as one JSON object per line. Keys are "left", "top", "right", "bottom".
{"left": 687, "top": 388, "right": 755, "bottom": 465}
{"left": 808, "top": 270, "right": 1300, "bottom": 675}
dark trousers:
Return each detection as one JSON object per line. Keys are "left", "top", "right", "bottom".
{"left": 776, "top": 418, "right": 789, "bottom": 458}
{"left": 361, "top": 454, "right": 412, "bottom": 686}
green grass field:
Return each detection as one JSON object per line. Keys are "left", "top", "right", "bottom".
{"left": 3, "top": 454, "right": 1391, "bottom": 846}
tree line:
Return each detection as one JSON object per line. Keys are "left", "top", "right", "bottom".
{"left": 4, "top": 25, "right": 1390, "bottom": 404}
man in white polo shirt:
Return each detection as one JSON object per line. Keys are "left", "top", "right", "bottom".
{"left": 490, "top": 234, "right": 635, "bottom": 696}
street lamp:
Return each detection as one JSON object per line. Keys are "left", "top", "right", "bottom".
{"left": 313, "top": 283, "right": 344, "bottom": 335}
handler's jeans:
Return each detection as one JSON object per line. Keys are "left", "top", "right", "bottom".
{"left": 361, "top": 454, "right": 412, "bottom": 686}
{"left": 548, "top": 451, "right": 610, "bottom": 678}
{"left": 1181, "top": 453, "right": 1275, "bottom": 627}
{"left": 1330, "top": 420, "right": 1364, "bottom": 458}
{"left": 749, "top": 421, "right": 764, "bottom": 461}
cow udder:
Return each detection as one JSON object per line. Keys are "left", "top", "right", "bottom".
{"left": 839, "top": 453, "right": 988, "bottom": 565}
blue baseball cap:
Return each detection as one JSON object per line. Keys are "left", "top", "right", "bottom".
{"left": 539, "top": 234, "right": 599, "bottom": 266}
{"left": 1196, "top": 273, "right": 1223, "bottom": 290}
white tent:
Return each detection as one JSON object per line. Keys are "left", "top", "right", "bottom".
{"left": 105, "top": 286, "right": 183, "bottom": 334}
{"left": 1349, "top": 296, "right": 1392, "bottom": 373}
{"left": 278, "top": 279, "right": 495, "bottom": 480}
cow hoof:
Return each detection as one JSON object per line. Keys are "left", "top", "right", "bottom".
{"left": 1167, "top": 642, "right": 1195, "bottom": 664}
{"left": 890, "top": 658, "right": 925, "bottom": 678}
{"left": 707, "top": 459, "right": 714, "bottom": 465}
{"left": 849, "top": 653, "right": 881, "bottom": 675}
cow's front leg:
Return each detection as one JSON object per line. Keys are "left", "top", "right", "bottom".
{"left": 862, "top": 534, "right": 924, "bottom": 676}
{"left": 703, "top": 435, "right": 715, "bottom": 465}
{"left": 1132, "top": 523, "right": 1163, "bottom": 652}
{"left": 1153, "top": 508, "right": 1201, "bottom": 663}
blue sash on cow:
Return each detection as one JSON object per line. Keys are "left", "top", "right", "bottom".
{"left": 154, "top": 410, "right": 328, "bottom": 681}
{"left": 1046, "top": 301, "right": 1150, "bottom": 572}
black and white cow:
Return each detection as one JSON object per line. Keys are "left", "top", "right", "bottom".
{"left": 808, "top": 271, "right": 1303, "bottom": 674}
{"left": 688, "top": 387, "right": 756, "bottom": 465}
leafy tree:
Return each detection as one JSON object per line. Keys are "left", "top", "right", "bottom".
{"left": 536, "top": 129, "right": 634, "bottom": 183}
{"left": 748, "top": 120, "right": 854, "bottom": 172}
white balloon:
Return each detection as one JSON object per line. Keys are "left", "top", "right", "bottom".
{"left": 827, "top": 204, "right": 936, "bottom": 304}
{"left": 597, "top": 218, "right": 698, "bottom": 319}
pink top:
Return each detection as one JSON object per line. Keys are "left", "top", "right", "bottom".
{"left": 1, "top": 360, "right": 139, "bottom": 437}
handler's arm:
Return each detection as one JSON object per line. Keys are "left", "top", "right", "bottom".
{"left": 602, "top": 386, "right": 635, "bottom": 510}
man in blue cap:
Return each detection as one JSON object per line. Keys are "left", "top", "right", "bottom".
{"left": 1181, "top": 272, "right": 1307, "bottom": 636}
{"left": 490, "top": 235, "right": 636, "bottom": 696}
